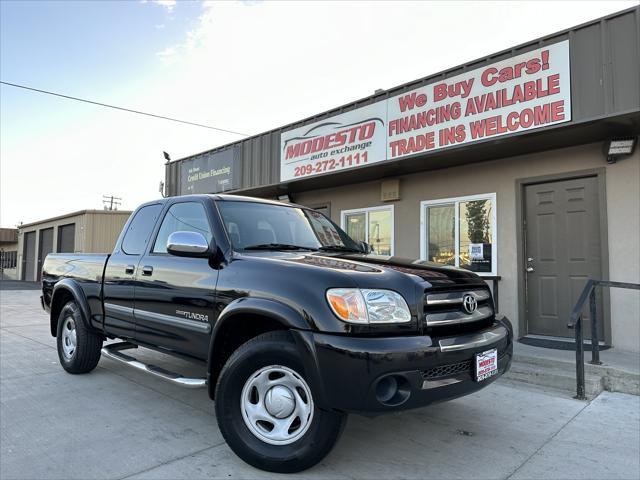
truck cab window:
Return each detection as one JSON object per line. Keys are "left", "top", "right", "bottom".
{"left": 153, "top": 202, "right": 213, "bottom": 253}
{"left": 216, "top": 201, "right": 357, "bottom": 251}
{"left": 121, "top": 204, "right": 162, "bottom": 255}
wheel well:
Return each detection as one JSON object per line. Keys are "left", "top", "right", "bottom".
{"left": 50, "top": 289, "right": 74, "bottom": 337}
{"left": 209, "top": 314, "right": 287, "bottom": 397}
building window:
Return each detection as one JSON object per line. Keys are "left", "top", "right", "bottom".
{"left": 341, "top": 206, "right": 394, "bottom": 255}
{"left": 0, "top": 250, "right": 17, "bottom": 269}
{"left": 420, "top": 193, "right": 496, "bottom": 276}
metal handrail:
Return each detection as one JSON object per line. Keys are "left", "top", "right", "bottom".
{"left": 483, "top": 275, "right": 501, "bottom": 313}
{"left": 567, "top": 279, "right": 640, "bottom": 400}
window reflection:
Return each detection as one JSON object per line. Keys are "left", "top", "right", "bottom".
{"left": 368, "top": 210, "right": 392, "bottom": 256}
{"left": 428, "top": 204, "right": 455, "bottom": 266}
{"left": 345, "top": 213, "right": 366, "bottom": 243}
{"left": 459, "top": 199, "right": 492, "bottom": 273}
{"left": 423, "top": 194, "right": 495, "bottom": 275}
{"left": 343, "top": 208, "right": 393, "bottom": 255}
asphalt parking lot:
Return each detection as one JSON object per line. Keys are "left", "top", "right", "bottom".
{"left": 1, "top": 288, "right": 639, "bottom": 480}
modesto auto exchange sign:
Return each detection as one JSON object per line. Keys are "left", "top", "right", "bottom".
{"left": 280, "top": 40, "right": 570, "bottom": 182}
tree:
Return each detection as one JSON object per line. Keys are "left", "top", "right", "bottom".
{"left": 465, "top": 200, "right": 490, "bottom": 243}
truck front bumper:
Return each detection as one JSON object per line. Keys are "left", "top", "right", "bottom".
{"left": 297, "top": 315, "right": 513, "bottom": 415}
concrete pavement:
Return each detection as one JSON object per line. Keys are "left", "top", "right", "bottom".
{"left": 1, "top": 289, "right": 638, "bottom": 480}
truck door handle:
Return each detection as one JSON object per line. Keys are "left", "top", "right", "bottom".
{"left": 141, "top": 266, "right": 153, "bottom": 276}
{"left": 125, "top": 265, "right": 135, "bottom": 275}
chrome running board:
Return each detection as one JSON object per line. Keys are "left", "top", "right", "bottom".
{"left": 101, "top": 342, "right": 207, "bottom": 388}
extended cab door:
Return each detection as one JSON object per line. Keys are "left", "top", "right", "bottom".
{"left": 103, "top": 203, "right": 163, "bottom": 339}
{"left": 133, "top": 199, "right": 218, "bottom": 360}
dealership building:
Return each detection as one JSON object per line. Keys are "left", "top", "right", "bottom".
{"left": 165, "top": 8, "right": 639, "bottom": 352}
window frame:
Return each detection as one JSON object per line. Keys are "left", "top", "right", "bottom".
{"left": 419, "top": 193, "right": 497, "bottom": 276}
{"left": 340, "top": 205, "right": 395, "bottom": 256}
{"left": 149, "top": 200, "right": 214, "bottom": 256}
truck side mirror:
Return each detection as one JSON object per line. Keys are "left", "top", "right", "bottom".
{"left": 359, "top": 241, "right": 373, "bottom": 254}
{"left": 167, "top": 231, "right": 212, "bottom": 258}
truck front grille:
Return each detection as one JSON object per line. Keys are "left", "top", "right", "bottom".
{"left": 423, "top": 288, "right": 494, "bottom": 335}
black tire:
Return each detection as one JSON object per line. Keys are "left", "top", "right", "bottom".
{"left": 56, "top": 300, "right": 102, "bottom": 374}
{"left": 214, "top": 331, "right": 347, "bottom": 473}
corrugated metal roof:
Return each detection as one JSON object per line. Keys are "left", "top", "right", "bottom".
{"left": 18, "top": 210, "right": 133, "bottom": 230}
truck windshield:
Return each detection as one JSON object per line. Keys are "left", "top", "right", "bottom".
{"left": 216, "top": 201, "right": 362, "bottom": 252}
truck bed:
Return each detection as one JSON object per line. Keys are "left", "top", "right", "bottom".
{"left": 41, "top": 253, "right": 109, "bottom": 318}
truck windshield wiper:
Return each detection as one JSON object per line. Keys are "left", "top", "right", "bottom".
{"left": 318, "top": 245, "right": 363, "bottom": 253}
{"left": 243, "top": 243, "right": 318, "bottom": 251}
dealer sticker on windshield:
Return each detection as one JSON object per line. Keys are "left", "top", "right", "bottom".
{"left": 475, "top": 348, "right": 498, "bottom": 382}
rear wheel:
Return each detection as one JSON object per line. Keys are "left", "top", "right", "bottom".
{"left": 214, "top": 331, "right": 347, "bottom": 473}
{"left": 56, "top": 301, "right": 102, "bottom": 374}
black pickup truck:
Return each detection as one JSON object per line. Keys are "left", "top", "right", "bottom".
{"left": 41, "top": 194, "right": 512, "bottom": 472}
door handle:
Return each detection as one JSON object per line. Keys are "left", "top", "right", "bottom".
{"left": 141, "top": 266, "right": 153, "bottom": 276}
{"left": 125, "top": 265, "right": 135, "bottom": 275}
{"left": 526, "top": 257, "right": 534, "bottom": 273}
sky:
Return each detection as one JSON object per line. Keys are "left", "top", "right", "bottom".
{"left": 1, "top": 0, "right": 637, "bottom": 227}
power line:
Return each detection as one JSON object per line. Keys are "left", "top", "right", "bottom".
{"left": 0, "top": 80, "right": 249, "bottom": 136}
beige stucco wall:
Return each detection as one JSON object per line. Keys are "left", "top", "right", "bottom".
{"left": 293, "top": 142, "right": 640, "bottom": 352}
{"left": 604, "top": 150, "right": 640, "bottom": 352}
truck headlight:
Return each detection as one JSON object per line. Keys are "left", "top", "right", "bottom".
{"left": 326, "top": 288, "right": 412, "bottom": 324}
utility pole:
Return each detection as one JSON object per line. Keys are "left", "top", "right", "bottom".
{"left": 102, "top": 195, "right": 122, "bottom": 211}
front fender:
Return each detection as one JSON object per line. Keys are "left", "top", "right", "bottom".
{"left": 206, "top": 297, "right": 314, "bottom": 399}
{"left": 50, "top": 279, "right": 92, "bottom": 337}
{"left": 213, "top": 297, "right": 311, "bottom": 335}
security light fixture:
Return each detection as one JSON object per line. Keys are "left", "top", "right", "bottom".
{"left": 163, "top": 151, "right": 171, "bottom": 162}
{"left": 605, "top": 137, "right": 637, "bottom": 164}
{"left": 277, "top": 194, "right": 291, "bottom": 203}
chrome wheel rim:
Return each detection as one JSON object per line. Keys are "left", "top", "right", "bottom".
{"left": 61, "top": 316, "right": 77, "bottom": 360}
{"left": 240, "top": 365, "right": 314, "bottom": 445}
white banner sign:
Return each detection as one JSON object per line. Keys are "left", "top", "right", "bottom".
{"left": 280, "top": 41, "right": 570, "bottom": 182}
{"left": 280, "top": 102, "right": 387, "bottom": 182}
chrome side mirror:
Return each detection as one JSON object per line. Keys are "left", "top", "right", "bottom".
{"left": 167, "top": 231, "right": 211, "bottom": 257}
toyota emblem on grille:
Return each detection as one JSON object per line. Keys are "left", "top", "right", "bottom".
{"left": 462, "top": 294, "right": 477, "bottom": 314}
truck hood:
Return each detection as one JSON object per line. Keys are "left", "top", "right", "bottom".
{"left": 334, "top": 253, "right": 483, "bottom": 284}
{"left": 240, "top": 250, "right": 486, "bottom": 288}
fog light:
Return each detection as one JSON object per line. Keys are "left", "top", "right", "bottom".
{"left": 376, "top": 376, "right": 399, "bottom": 403}
{"left": 375, "top": 375, "right": 411, "bottom": 406}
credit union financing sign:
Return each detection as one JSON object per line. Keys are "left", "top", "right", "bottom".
{"left": 180, "top": 147, "right": 239, "bottom": 194}
{"left": 280, "top": 41, "right": 571, "bottom": 182}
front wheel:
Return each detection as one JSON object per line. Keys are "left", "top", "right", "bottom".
{"left": 214, "top": 331, "right": 347, "bottom": 473}
{"left": 56, "top": 301, "right": 102, "bottom": 374}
